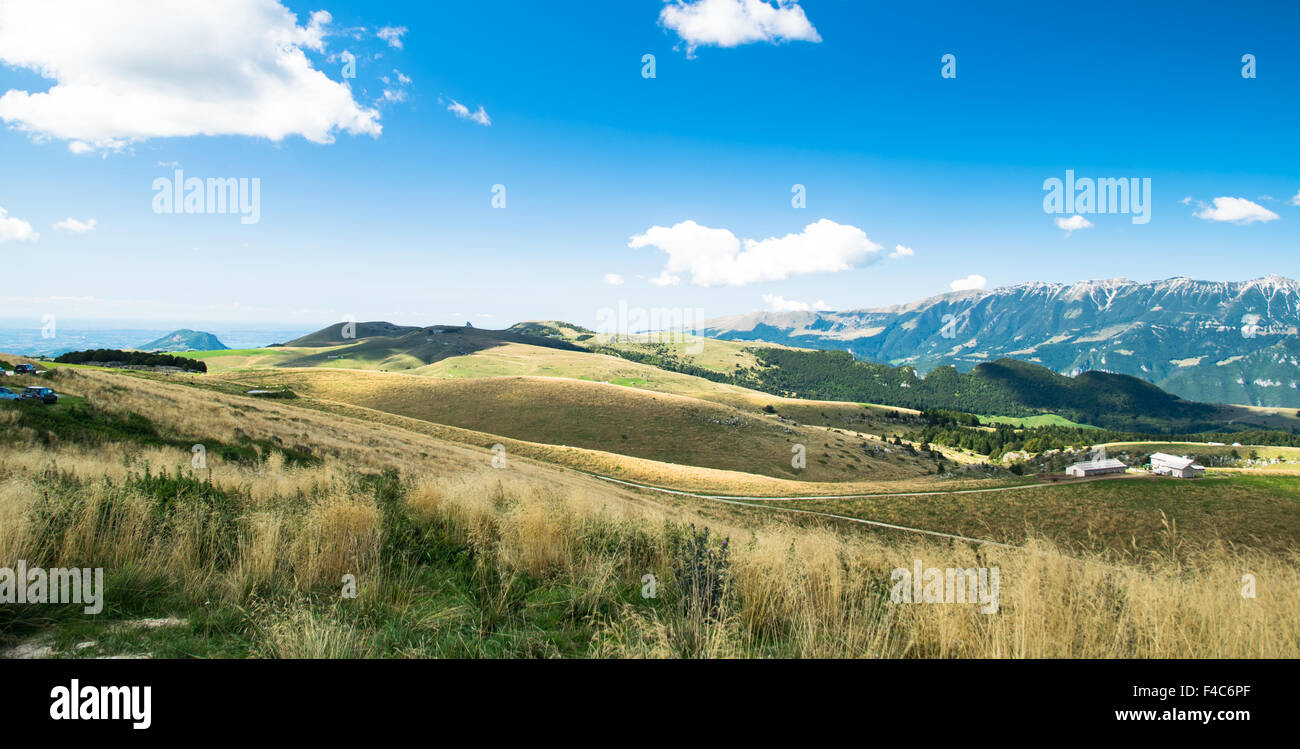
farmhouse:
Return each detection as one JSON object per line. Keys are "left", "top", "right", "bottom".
{"left": 1150, "top": 452, "right": 1205, "bottom": 479}
{"left": 1064, "top": 457, "right": 1127, "bottom": 477}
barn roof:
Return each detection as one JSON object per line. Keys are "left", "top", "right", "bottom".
{"left": 1067, "top": 458, "right": 1126, "bottom": 470}
{"left": 1150, "top": 452, "right": 1197, "bottom": 469}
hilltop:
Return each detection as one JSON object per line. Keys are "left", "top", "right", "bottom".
{"left": 137, "top": 329, "right": 228, "bottom": 352}
{"left": 278, "top": 322, "right": 586, "bottom": 371}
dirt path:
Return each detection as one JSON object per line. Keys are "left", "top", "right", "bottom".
{"left": 585, "top": 471, "right": 1135, "bottom": 549}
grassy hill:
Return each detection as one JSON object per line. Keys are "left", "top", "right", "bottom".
{"left": 283, "top": 321, "right": 422, "bottom": 346}
{"left": 279, "top": 324, "right": 586, "bottom": 371}
{"left": 505, "top": 322, "right": 1238, "bottom": 434}
{"left": 4, "top": 364, "right": 1298, "bottom": 659}
{"left": 213, "top": 367, "right": 941, "bottom": 483}
{"left": 181, "top": 346, "right": 322, "bottom": 371}
{"left": 738, "top": 349, "right": 1221, "bottom": 432}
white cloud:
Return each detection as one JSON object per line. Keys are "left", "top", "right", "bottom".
{"left": 444, "top": 98, "right": 491, "bottom": 126}
{"left": 629, "top": 218, "right": 882, "bottom": 287}
{"left": 1179, "top": 196, "right": 1193, "bottom": 205}
{"left": 0, "top": 1, "right": 381, "bottom": 153}
{"left": 761, "top": 294, "right": 829, "bottom": 312}
{"left": 1289, "top": 190, "right": 1300, "bottom": 206}
{"left": 377, "top": 25, "right": 407, "bottom": 49}
{"left": 950, "top": 274, "right": 986, "bottom": 292}
{"left": 53, "top": 217, "right": 96, "bottom": 233}
{"left": 1055, "top": 215, "right": 1093, "bottom": 235}
{"left": 603, "top": 273, "right": 625, "bottom": 286}
{"left": 0, "top": 206, "right": 39, "bottom": 243}
{"left": 380, "top": 69, "right": 412, "bottom": 104}
{"left": 660, "top": 0, "right": 821, "bottom": 57}
{"left": 1194, "top": 197, "right": 1279, "bottom": 224}
{"left": 889, "top": 244, "right": 914, "bottom": 259}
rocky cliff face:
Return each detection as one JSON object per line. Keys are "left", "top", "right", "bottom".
{"left": 704, "top": 276, "right": 1300, "bottom": 407}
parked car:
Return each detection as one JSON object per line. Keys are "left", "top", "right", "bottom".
{"left": 19, "top": 386, "right": 57, "bottom": 404}
{"left": 13, "top": 364, "right": 36, "bottom": 375}
{"left": 0, "top": 386, "right": 18, "bottom": 400}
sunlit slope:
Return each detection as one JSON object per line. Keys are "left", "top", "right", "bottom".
{"left": 408, "top": 342, "right": 924, "bottom": 436}
{"left": 508, "top": 321, "right": 782, "bottom": 374}
{"left": 219, "top": 368, "right": 938, "bottom": 482}
{"left": 185, "top": 347, "right": 329, "bottom": 372}
{"left": 417, "top": 342, "right": 783, "bottom": 408}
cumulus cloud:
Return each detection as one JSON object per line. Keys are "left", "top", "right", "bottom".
{"left": 889, "top": 244, "right": 914, "bottom": 259}
{"left": 1055, "top": 215, "right": 1093, "bottom": 235}
{"left": 660, "top": 0, "right": 821, "bottom": 57}
{"left": 0, "top": 206, "right": 39, "bottom": 243}
{"left": 53, "top": 217, "right": 96, "bottom": 233}
{"left": 1289, "top": 190, "right": 1300, "bottom": 206}
{"left": 603, "top": 273, "right": 625, "bottom": 286}
{"left": 0, "top": 1, "right": 381, "bottom": 153}
{"left": 629, "top": 218, "right": 882, "bottom": 287}
{"left": 377, "top": 25, "right": 407, "bottom": 49}
{"left": 762, "top": 294, "right": 829, "bottom": 312}
{"left": 950, "top": 274, "right": 987, "bottom": 292}
{"left": 1194, "top": 197, "right": 1279, "bottom": 224}
{"left": 444, "top": 98, "right": 491, "bottom": 126}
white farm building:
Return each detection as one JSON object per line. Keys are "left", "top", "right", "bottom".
{"left": 1150, "top": 452, "right": 1205, "bottom": 478}
{"left": 1064, "top": 458, "right": 1127, "bottom": 477}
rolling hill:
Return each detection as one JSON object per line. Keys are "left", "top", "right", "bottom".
{"left": 702, "top": 276, "right": 1300, "bottom": 408}
{"left": 279, "top": 323, "right": 586, "bottom": 370}
{"left": 736, "top": 349, "right": 1219, "bottom": 432}
{"left": 214, "top": 367, "right": 941, "bottom": 483}
{"left": 262, "top": 319, "right": 1291, "bottom": 435}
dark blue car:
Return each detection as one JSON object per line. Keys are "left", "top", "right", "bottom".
{"left": 19, "top": 386, "right": 57, "bottom": 404}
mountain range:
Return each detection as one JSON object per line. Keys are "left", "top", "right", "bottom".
{"left": 703, "top": 276, "right": 1300, "bottom": 407}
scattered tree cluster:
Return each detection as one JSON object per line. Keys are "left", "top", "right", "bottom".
{"left": 54, "top": 349, "right": 208, "bottom": 373}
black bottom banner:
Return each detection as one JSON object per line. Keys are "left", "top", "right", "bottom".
{"left": 2, "top": 658, "right": 1286, "bottom": 738}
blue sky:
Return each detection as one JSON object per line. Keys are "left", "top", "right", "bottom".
{"left": 0, "top": 0, "right": 1297, "bottom": 331}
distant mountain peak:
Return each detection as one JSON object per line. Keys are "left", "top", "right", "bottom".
{"left": 137, "top": 329, "right": 227, "bottom": 352}
{"left": 704, "top": 275, "right": 1300, "bottom": 408}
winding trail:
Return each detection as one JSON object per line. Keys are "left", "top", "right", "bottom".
{"left": 584, "top": 472, "right": 1135, "bottom": 550}
{"left": 582, "top": 473, "right": 1053, "bottom": 548}
{"left": 585, "top": 474, "right": 1054, "bottom": 503}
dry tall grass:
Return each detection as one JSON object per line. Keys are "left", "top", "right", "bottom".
{"left": 2, "top": 367, "right": 1296, "bottom": 658}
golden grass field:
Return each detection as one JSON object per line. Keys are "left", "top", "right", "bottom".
{"left": 3, "top": 365, "right": 1298, "bottom": 658}
{"left": 195, "top": 337, "right": 915, "bottom": 425}
{"left": 208, "top": 367, "right": 943, "bottom": 484}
